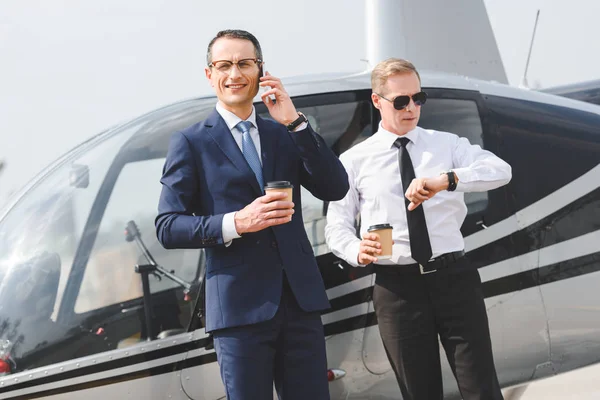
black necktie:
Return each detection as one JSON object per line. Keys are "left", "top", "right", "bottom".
{"left": 394, "top": 137, "right": 433, "bottom": 265}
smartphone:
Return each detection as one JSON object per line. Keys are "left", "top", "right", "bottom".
{"left": 260, "top": 64, "right": 276, "bottom": 103}
{"left": 258, "top": 64, "right": 264, "bottom": 92}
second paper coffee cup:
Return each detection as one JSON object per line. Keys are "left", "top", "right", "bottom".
{"left": 367, "top": 223, "right": 393, "bottom": 260}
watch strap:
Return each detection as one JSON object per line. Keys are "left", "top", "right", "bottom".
{"left": 446, "top": 171, "right": 457, "bottom": 191}
{"left": 286, "top": 112, "right": 308, "bottom": 131}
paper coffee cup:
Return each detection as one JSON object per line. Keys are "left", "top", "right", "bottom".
{"left": 264, "top": 181, "right": 293, "bottom": 202}
{"left": 367, "top": 223, "right": 393, "bottom": 260}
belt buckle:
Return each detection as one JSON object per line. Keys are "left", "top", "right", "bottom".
{"left": 419, "top": 263, "right": 436, "bottom": 275}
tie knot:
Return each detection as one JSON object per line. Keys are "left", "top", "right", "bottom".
{"left": 236, "top": 120, "right": 253, "bottom": 134}
{"left": 394, "top": 137, "right": 410, "bottom": 149}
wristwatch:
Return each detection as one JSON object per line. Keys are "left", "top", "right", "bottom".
{"left": 444, "top": 170, "right": 457, "bottom": 191}
{"left": 286, "top": 112, "right": 308, "bottom": 131}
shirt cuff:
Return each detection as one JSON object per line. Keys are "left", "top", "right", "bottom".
{"left": 222, "top": 211, "right": 241, "bottom": 246}
{"left": 345, "top": 239, "right": 365, "bottom": 267}
{"left": 452, "top": 167, "right": 477, "bottom": 192}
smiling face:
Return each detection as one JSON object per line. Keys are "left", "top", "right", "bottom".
{"left": 372, "top": 72, "right": 422, "bottom": 136}
{"left": 205, "top": 37, "right": 262, "bottom": 118}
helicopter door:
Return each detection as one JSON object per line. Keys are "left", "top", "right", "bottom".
{"left": 413, "top": 89, "right": 550, "bottom": 387}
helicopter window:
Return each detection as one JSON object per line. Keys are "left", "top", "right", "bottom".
{"left": 296, "top": 101, "right": 373, "bottom": 151}
{"left": 0, "top": 98, "right": 217, "bottom": 373}
{"left": 0, "top": 126, "right": 142, "bottom": 371}
{"left": 74, "top": 157, "right": 201, "bottom": 317}
{"left": 419, "top": 98, "right": 488, "bottom": 214}
{"left": 419, "top": 98, "right": 484, "bottom": 146}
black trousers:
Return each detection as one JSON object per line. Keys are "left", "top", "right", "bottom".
{"left": 373, "top": 256, "right": 503, "bottom": 400}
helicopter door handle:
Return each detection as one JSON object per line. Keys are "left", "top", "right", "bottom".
{"left": 121, "top": 305, "right": 143, "bottom": 314}
{"left": 476, "top": 220, "right": 488, "bottom": 230}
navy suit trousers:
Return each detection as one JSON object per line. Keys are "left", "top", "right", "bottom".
{"left": 212, "top": 275, "right": 330, "bottom": 400}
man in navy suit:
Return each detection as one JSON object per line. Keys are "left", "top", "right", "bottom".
{"left": 155, "top": 30, "right": 349, "bottom": 399}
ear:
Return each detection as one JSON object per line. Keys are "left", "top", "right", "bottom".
{"left": 371, "top": 92, "right": 381, "bottom": 109}
{"left": 205, "top": 67, "right": 214, "bottom": 86}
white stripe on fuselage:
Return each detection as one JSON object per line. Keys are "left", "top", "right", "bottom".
{"left": 326, "top": 274, "right": 374, "bottom": 301}
{"left": 465, "top": 164, "right": 600, "bottom": 252}
{"left": 322, "top": 229, "right": 600, "bottom": 326}
{"left": 322, "top": 301, "right": 373, "bottom": 325}
{"left": 322, "top": 164, "right": 600, "bottom": 301}
{"left": 478, "top": 229, "right": 600, "bottom": 282}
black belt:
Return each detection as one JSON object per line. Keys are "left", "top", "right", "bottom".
{"left": 374, "top": 250, "right": 466, "bottom": 275}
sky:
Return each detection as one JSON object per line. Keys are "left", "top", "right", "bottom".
{"left": 0, "top": 0, "right": 599, "bottom": 206}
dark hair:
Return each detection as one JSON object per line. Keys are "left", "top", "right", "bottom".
{"left": 206, "top": 30, "right": 263, "bottom": 65}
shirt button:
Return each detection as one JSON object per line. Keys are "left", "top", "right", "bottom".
{"left": 271, "top": 241, "right": 278, "bottom": 249}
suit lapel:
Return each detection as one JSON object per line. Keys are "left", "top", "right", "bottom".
{"left": 204, "top": 109, "right": 262, "bottom": 195}
{"left": 257, "top": 115, "right": 278, "bottom": 186}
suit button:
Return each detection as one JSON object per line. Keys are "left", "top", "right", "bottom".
{"left": 271, "top": 241, "right": 278, "bottom": 249}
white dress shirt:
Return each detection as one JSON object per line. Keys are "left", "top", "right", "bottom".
{"left": 217, "top": 102, "right": 307, "bottom": 243}
{"left": 325, "top": 124, "right": 512, "bottom": 267}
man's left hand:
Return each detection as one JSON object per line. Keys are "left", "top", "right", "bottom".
{"left": 405, "top": 174, "right": 449, "bottom": 211}
{"left": 260, "top": 72, "right": 300, "bottom": 127}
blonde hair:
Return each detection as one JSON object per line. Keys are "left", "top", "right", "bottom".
{"left": 371, "top": 58, "right": 421, "bottom": 94}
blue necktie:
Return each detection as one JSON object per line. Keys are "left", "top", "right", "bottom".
{"left": 236, "top": 120, "right": 263, "bottom": 189}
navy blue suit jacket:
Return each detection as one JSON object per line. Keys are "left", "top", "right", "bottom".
{"left": 156, "top": 109, "right": 349, "bottom": 332}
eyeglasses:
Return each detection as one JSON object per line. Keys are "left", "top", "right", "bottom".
{"left": 376, "top": 91, "right": 428, "bottom": 110}
{"left": 208, "top": 58, "right": 262, "bottom": 74}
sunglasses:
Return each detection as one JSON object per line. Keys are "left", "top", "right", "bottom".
{"left": 376, "top": 91, "right": 428, "bottom": 110}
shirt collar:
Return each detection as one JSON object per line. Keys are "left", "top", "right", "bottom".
{"left": 374, "top": 122, "right": 420, "bottom": 149}
{"left": 216, "top": 102, "right": 257, "bottom": 132}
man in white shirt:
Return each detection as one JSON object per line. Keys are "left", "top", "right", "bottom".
{"left": 325, "top": 58, "right": 511, "bottom": 400}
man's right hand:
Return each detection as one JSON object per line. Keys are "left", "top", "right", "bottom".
{"left": 357, "top": 232, "right": 382, "bottom": 265}
{"left": 234, "top": 192, "right": 294, "bottom": 234}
